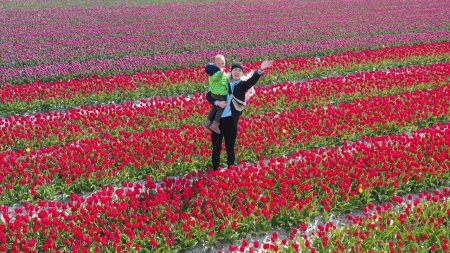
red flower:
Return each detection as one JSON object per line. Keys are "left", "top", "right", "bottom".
{"left": 300, "top": 223, "right": 308, "bottom": 232}
{"left": 229, "top": 245, "right": 238, "bottom": 251}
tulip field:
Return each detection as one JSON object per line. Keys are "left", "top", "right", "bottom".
{"left": 0, "top": 0, "right": 449, "bottom": 252}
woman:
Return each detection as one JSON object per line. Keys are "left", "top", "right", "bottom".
{"left": 206, "top": 60, "right": 273, "bottom": 170}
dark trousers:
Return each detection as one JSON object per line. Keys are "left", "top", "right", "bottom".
{"left": 207, "top": 94, "right": 227, "bottom": 123}
{"left": 211, "top": 116, "right": 237, "bottom": 170}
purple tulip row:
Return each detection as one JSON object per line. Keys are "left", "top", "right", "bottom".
{"left": 1, "top": 0, "right": 448, "bottom": 82}
{"left": 2, "top": 3, "right": 446, "bottom": 64}
{"left": 1, "top": 30, "right": 448, "bottom": 83}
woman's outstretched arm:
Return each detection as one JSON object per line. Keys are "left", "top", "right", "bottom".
{"left": 241, "top": 60, "right": 273, "bottom": 91}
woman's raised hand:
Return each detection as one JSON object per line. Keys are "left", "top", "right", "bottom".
{"left": 260, "top": 60, "right": 273, "bottom": 70}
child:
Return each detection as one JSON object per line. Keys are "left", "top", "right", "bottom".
{"left": 204, "top": 54, "right": 228, "bottom": 134}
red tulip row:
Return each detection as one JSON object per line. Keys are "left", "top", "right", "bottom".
{"left": 226, "top": 188, "right": 450, "bottom": 253}
{"left": 0, "top": 42, "right": 448, "bottom": 114}
{"left": 0, "top": 85, "right": 448, "bottom": 204}
{"left": 1, "top": 61, "right": 448, "bottom": 151}
{"left": 236, "top": 85, "right": 449, "bottom": 159}
{"left": 0, "top": 122, "right": 448, "bottom": 252}
{"left": 247, "top": 61, "right": 449, "bottom": 113}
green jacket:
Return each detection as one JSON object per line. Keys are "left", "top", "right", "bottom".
{"left": 209, "top": 71, "right": 228, "bottom": 95}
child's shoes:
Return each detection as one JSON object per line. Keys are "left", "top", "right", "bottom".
{"left": 203, "top": 120, "right": 212, "bottom": 131}
{"left": 209, "top": 121, "right": 221, "bottom": 134}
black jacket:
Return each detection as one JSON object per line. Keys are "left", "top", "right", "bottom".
{"left": 206, "top": 70, "right": 262, "bottom": 127}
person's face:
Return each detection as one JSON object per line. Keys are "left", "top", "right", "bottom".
{"left": 215, "top": 58, "right": 225, "bottom": 69}
{"left": 231, "top": 68, "right": 243, "bottom": 80}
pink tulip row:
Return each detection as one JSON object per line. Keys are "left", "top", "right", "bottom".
{"left": 2, "top": 31, "right": 448, "bottom": 83}
{"left": 0, "top": 61, "right": 448, "bottom": 151}
{"left": 0, "top": 84, "right": 448, "bottom": 204}
{"left": 3, "top": 0, "right": 446, "bottom": 44}
{"left": 226, "top": 188, "right": 450, "bottom": 253}
{"left": 0, "top": 122, "right": 448, "bottom": 252}
{"left": 2, "top": 0, "right": 446, "bottom": 64}
{"left": 1, "top": 0, "right": 448, "bottom": 82}
{"left": 0, "top": 41, "right": 448, "bottom": 107}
